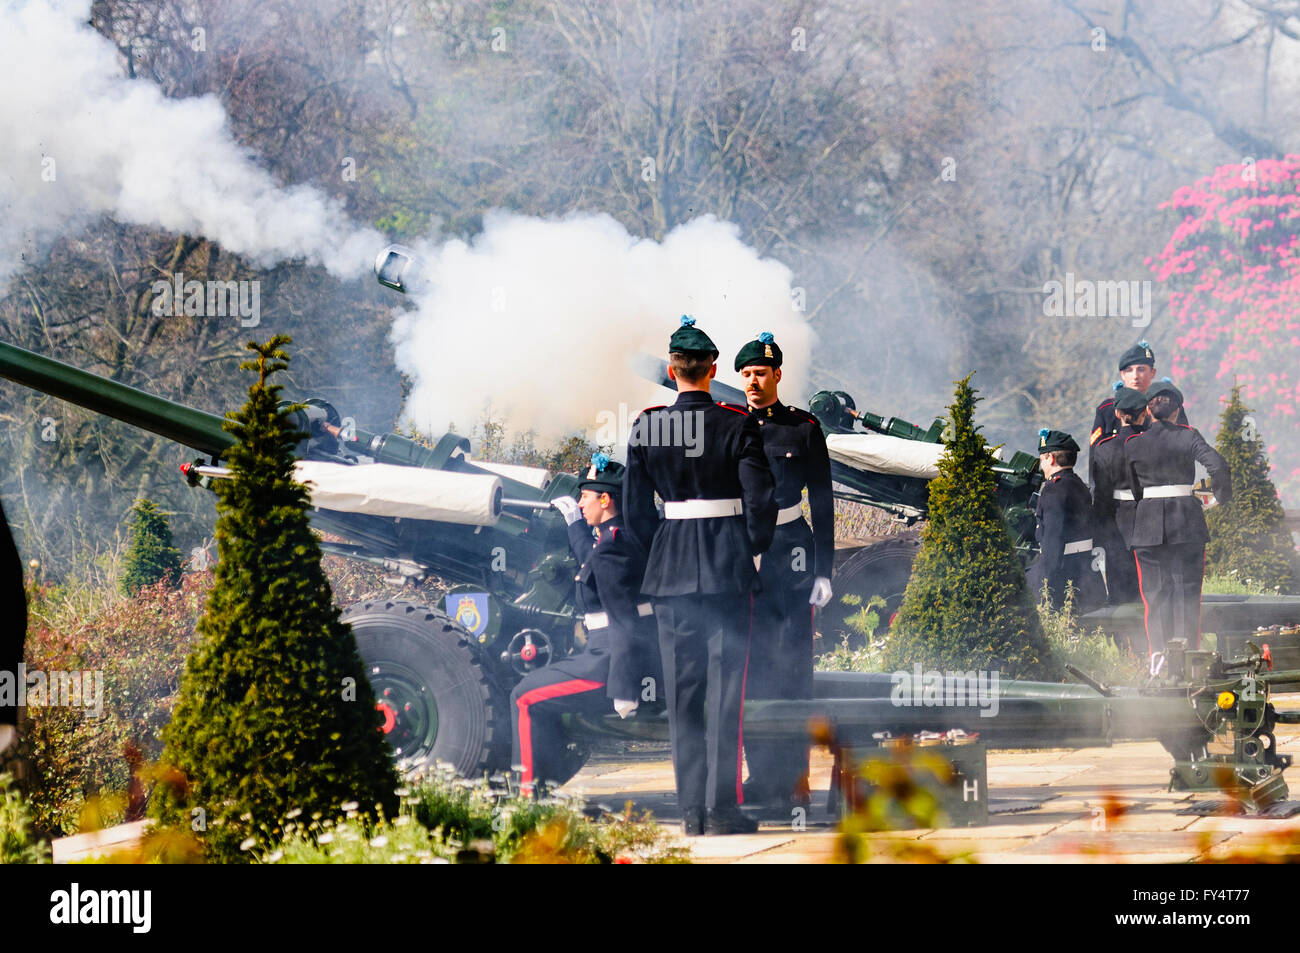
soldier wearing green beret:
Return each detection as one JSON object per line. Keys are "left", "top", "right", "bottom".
{"left": 1090, "top": 340, "right": 1187, "bottom": 446}
{"left": 732, "top": 332, "right": 834, "bottom": 811}
{"left": 1026, "top": 429, "right": 1106, "bottom": 612}
{"left": 623, "top": 316, "right": 777, "bottom": 835}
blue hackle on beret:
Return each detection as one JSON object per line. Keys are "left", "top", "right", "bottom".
{"left": 591, "top": 451, "right": 610, "bottom": 473}
{"left": 1038, "top": 428, "right": 1051, "bottom": 439}
{"left": 758, "top": 331, "right": 774, "bottom": 344}
{"left": 680, "top": 315, "right": 695, "bottom": 327}
{"left": 1112, "top": 380, "right": 1123, "bottom": 392}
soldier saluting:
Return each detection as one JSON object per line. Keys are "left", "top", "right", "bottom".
{"left": 1091, "top": 340, "right": 1187, "bottom": 446}
{"left": 1026, "top": 429, "right": 1106, "bottom": 612}
{"left": 623, "top": 316, "right": 777, "bottom": 836}
{"left": 1089, "top": 387, "right": 1150, "bottom": 608}
{"left": 733, "top": 332, "right": 834, "bottom": 811}
{"left": 1124, "top": 380, "right": 1231, "bottom": 659}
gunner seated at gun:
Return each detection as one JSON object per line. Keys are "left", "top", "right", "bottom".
{"left": 510, "top": 454, "right": 662, "bottom": 792}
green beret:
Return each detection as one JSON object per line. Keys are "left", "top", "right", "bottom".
{"left": 1146, "top": 377, "right": 1183, "bottom": 406}
{"left": 1113, "top": 386, "right": 1149, "bottom": 416}
{"left": 1118, "top": 339, "right": 1155, "bottom": 370}
{"left": 1038, "top": 428, "right": 1079, "bottom": 453}
{"left": 578, "top": 452, "right": 625, "bottom": 496}
{"left": 734, "top": 331, "right": 782, "bottom": 371}
{"left": 669, "top": 315, "right": 718, "bottom": 358}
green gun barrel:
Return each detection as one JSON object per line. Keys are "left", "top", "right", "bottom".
{"left": 0, "top": 340, "right": 233, "bottom": 458}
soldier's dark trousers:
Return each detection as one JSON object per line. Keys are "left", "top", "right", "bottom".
{"left": 743, "top": 580, "right": 814, "bottom": 799}
{"left": 654, "top": 593, "right": 751, "bottom": 813}
{"left": 511, "top": 652, "right": 610, "bottom": 788}
{"left": 1134, "top": 543, "right": 1206, "bottom": 655}
{"left": 1098, "top": 523, "right": 1139, "bottom": 605}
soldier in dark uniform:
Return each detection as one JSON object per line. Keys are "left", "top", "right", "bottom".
{"left": 1125, "top": 380, "right": 1231, "bottom": 659}
{"left": 732, "top": 332, "right": 834, "bottom": 811}
{"left": 1090, "top": 341, "right": 1187, "bottom": 446}
{"left": 510, "top": 454, "right": 660, "bottom": 792}
{"left": 1025, "top": 430, "right": 1106, "bottom": 612}
{"left": 0, "top": 500, "right": 25, "bottom": 756}
{"left": 1089, "top": 387, "right": 1150, "bottom": 609}
{"left": 623, "top": 316, "right": 777, "bottom": 835}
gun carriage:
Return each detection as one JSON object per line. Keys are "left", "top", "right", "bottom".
{"left": 0, "top": 243, "right": 1296, "bottom": 814}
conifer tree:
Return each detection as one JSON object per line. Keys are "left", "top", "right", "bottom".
{"left": 154, "top": 336, "right": 398, "bottom": 861}
{"left": 1206, "top": 385, "right": 1297, "bottom": 592}
{"left": 120, "top": 498, "right": 183, "bottom": 595}
{"left": 883, "top": 375, "right": 1059, "bottom": 680}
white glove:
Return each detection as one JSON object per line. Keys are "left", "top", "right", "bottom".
{"left": 613, "top": 699, "right": 639, "bottom": 719}
{"left": 752, "top": 554, "right": 762, "bottom": 571}
{"left": 0, "top": 725, "right": 15, "bottom": 754}
{"left": 550, "top": 495, "right": 583, "bottom": 525}
{"left": 809, "top": 576, "right": 833, "bottom": 608}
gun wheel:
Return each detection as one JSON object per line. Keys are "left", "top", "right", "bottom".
{"left": 821, "top": 534, "right": 921, "bottom": 648}
{"left": 344, "top": 599, "right": 510, "bottom": 777}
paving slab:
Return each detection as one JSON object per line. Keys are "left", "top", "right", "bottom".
{"left": 1014, "top": 830, "right": 1235, "bottom": 857}
{"left": 1054, "top": 811, "right": 1201, "bottom": 833}
{"left": 671, "top": 833, "right": 798, "bottom": 861}
{"left": 987, "top": 764, "right": 1096, "bottom": 786}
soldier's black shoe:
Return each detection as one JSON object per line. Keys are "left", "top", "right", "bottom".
{"left": 705, "top": 806, "right": 758, "bottom": 835}
{"left": 681, "top": 808, "right": 705, "bottom": 837}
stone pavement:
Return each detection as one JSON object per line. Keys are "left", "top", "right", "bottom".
{"left": 558, "top": 695, "right": 1300, "bottom": 863}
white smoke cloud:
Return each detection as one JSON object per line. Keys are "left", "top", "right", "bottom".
{"left": 390, "top": 212, "right": 814, "bottom": 450}
{"left": 0, "top": 0, "right": 380, "bottom": 286}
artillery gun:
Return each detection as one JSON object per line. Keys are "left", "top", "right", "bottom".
{"left": 2, "top": 243, "right": 1297, "bottom": 809}
{"left": 0, "top": 335, "right": 587, "bottom": 776}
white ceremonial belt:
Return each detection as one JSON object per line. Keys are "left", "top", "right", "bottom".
{"left": 1143, "top": 484, "right": 1195, "bottom": 498}
{"left": 1063, "top": 539, "right": 1093, "bottom": 555}
{"left": 1112, "top": 489, "right": 1136, "bottom": 501}
{"left": 663, "top": 498, "right": 743, "bottom": 519}
{"left": 586, "top": 604, "right": 652, "bottom": 630}
{"left": 776, "top": 503, "right": 804, "bottom": 525}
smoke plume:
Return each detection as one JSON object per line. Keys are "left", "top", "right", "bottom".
{"left": 0, "top": 0, "right": 380, "bottom": 286}
{"left": 390, "top": 213, "right": 813, "bottom": 450}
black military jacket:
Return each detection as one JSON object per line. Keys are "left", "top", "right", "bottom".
{"left": 565, "top": 515, "right": 660, "bottom": 701}
{"left": 1125, "top": 420, "right": 1231, "bottom": 547}
{"left": 1090, "top": 425, "right": 1141, "bottom": 547}
{"left": 1, "top": 500, "right": 26, "bottom": 727}
{"left": 1091, "top": 395, "right": 1186, "bottom": 445}
{"left": 623, "top": 390, "right": 777, "bottom": 596}
{"left": 748, "top": 400, "right": 835, "bottom": 586}
{"left": 1026, "top": 469, "right": 1104, "bottom": 606}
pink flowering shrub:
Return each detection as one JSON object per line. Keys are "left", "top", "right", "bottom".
{"left": 1150, "top": 157, "right": 1300, "bottom": 501}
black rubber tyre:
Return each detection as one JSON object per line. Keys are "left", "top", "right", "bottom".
{"left": 822, "top": 534, "right": 922, "bottom": 645}
{"left": 343, "top": 599, "right": 510, "bottom": 777}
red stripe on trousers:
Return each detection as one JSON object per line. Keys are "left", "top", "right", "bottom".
{"left": 1133, "top": 551, "right": 1151, "bottom": 657}
{"left": 737, "top": 593, "right": 753, "bottom": 805}
{"left": 516, "top": 678, "right": 604, "bottom": 783}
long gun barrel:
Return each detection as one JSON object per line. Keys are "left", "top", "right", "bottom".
{"left": 0, "top": 340, "right": 234, "bottom": 459}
